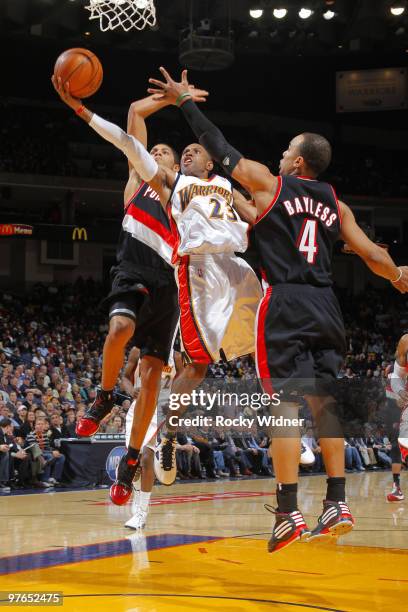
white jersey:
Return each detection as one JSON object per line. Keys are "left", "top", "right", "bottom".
{"left": 169, "top": 173, "right": 248, "bottom": 258}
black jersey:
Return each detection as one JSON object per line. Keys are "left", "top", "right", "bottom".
{"left": 254, "top": 175, "right": 341, "bottom": 287}
{"left": 117, "top": 181, "right": 175, "bottom": 275}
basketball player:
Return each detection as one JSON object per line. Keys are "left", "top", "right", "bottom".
{"left": 123, "top": 344, "right": 183, "bottom": 529}
{"left": 387, "top": 333, "right": 408, "bottom": 501}
{"left": 52, "top": 77, "right": 205, "bottom": 505}
{"left": 52, "top": 77, "right": 262, "bottom": 496}
{"left": 147, "top": 67, "right": 408, "bottom": 552}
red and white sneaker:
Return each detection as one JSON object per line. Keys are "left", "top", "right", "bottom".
{"left": 387, "top": 486, "right": 405, "bottom": 502}
{"left": 309, "top": 500, "right": 354, "bottom": 542}
{"left": 76, "top": 390, "right": 113, "bottom": 437}
{"left": 265, "top": 504, "right": 311, "bottom": 553}
{"left": 110, "top": 454, "right": 141, "bottom": 506}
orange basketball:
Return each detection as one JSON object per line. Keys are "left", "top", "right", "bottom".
{"left": 54, "top": 48, "right": 103, "bottom": 99}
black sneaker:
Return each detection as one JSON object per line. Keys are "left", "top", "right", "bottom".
{"left": 76, "top": 390, "right": 114, "bottom": 437}
{"left": 309, "top": 500, "right": 354, "bottom": 542}
{"left": 265, "top": 504, "right": 311, "bottom": 553}
{"left": 110, "top": 454, "right": 141, "bottom": 506}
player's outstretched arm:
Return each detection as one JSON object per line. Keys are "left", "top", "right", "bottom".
{"left": 51, "top": 75, "right": 175, "bottom": 206}
{"left": 339, "top": 201, "right": 408, "bottom": 292}
{"left": 232, "top": 189, "right": 257, "bottom": 226}
{"left": 148, "top": 68, "right": 278, "bottom": 198}
{"left": 127, "top": 85, "right": 209, "bottom": 146}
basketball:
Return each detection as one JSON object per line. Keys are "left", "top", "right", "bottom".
{"left": 53, "top": 48, "right": 103, "bottom": 99}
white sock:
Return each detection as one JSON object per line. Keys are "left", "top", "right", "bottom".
{"left": 140, "top": 491, "right": 151, "bottom": 512}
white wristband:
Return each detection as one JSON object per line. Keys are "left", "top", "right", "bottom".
{"left": 391, "top": 268, "right": 402, "bottom": 283}
{"left": 89, "top": 114, "right": 158, "bottom": 182}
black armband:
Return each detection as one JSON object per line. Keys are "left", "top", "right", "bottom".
{"left": 180, "top": 99, "right": 243, "bottom": 175}
{"left": 200, "top": 131, "right": 243, "bottom": 176}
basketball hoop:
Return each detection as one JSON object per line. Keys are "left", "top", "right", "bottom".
{"left": 86, "top": 0, "right": 156, "bottom": 32}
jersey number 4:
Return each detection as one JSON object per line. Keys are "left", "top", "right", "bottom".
{"left": 296, "top": 219, "right": 318, "bottom": 264}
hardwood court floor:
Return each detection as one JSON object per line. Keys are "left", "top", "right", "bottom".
{"left": 1, "top": 471, "right": 407, "bottom": 611}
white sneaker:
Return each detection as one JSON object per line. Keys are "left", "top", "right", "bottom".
{"left": 154, "top": 436, "right": 177, "bottom": 485}
{"left": 125, "top": 507, "right": 148, "bottom": 530}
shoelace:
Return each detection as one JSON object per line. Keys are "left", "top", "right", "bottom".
{"left": 161, "top": 438, "right": 176, "bottom": 470}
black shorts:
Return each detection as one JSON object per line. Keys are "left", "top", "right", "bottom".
{"left": 256, "top": 283, "right": 346, "bottom": 396}
{"left": 101, "top": 264, "right": 179, "bottom": 363}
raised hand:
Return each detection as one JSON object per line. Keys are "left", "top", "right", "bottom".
{"left": 148, "top": 67, "right": 208, "bottom": 105}
{"left": 51, "top": 75, "right": 83, "bottom": 112}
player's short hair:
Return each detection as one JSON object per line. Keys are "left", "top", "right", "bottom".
{"left": 299, "top": 133, "right": 332, "bottom": 176}
{"left": 154, "top": 143, "right": 180, "bottom": 165}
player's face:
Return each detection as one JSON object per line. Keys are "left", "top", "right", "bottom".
{"left": 181, "top": 143, "right": 214, "bottom": 177}
{"left": 279, "top": 135, "right": 304, "bottom": 175}
{"left": 150, "top": 144, "right": 178, "bottom": 170}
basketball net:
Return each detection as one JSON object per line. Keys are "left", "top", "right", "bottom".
{"left": 86, "top": 0, "right": 156, "bottom": 32}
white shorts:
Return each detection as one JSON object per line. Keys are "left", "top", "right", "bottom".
{"left": 176, "top": 253, "right": 262, "bottom": 364}
{"left": 125, "top": 401, "right": 158, "bottom": 451}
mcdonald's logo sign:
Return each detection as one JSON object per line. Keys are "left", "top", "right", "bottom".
{"left": 72, "top": 227, "right": 88, "bottom": 241}
{"left": 0, "top": 224, "right": 14, "bottom": 235}
{"left": 0, "top": 223, "right": 33, "bottom": 236}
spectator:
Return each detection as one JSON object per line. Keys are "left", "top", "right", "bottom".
{"left": 25, "top": 419, "right": 65, "bottom": 486}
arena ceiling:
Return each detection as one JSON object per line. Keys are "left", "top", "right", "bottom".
{"left": 2, "top": 0, "right": 408, "bottom": 57}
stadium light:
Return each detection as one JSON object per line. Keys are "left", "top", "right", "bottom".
{"left": 273, "top": 8, "right": 288, "bottom": 19}
{"left": 390, "top": 6, "right": 406, "bottom": 16}
{"left": 249, "top": 9, "right": 264, "bottom": 19}
{"left": 299, "top": 8, "right": 313, "bottom": 19}
{"left": 323, "top": 10, "right": 335, "bottom": 20}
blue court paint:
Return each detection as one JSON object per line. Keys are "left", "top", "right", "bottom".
{"left": 0, "top": 534, "right": 219, "bottom": 575}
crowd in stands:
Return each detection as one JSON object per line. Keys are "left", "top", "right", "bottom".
{"left": 1, "top": 100, "right": 407, "bottom": 197}
{"left": 0, "top": 278, "right": 406, "bottom": 492}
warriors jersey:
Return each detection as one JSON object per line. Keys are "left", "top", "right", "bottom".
{"left": 168, "top": 173, "right": 248, "bottom": 261}
{"left": 254, "top": 175, "right": 342, "bottom": 287}
{"left": 133, "top": 358, "right": 175, "bottom": 404}
{"left": 118, "top": 181, "right": 176, "bottom": 270}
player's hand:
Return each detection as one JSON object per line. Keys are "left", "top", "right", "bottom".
{"left": 148, "top": 67, "right": 208, "bottom": 105}
{"left": 51, "top": 75, "right": 83, "bottom": 112}
{"left": 392, "top": 266, "right": 408, "bottom": 293}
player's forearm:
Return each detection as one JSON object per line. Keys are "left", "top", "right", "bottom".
{"left": 179, "top": 99, "right": 242, "bottom": 174}
{"left": 361, "top": 245, "right": 400, "bottom": 283}
{"left": 89, "top": 113, "right": 158, "bottom": 181}
{"left": 233, "top": 191, "right": 257, "bottom": 225}
{"left": 129, "top": 95, "right": 170, "bottom": 120}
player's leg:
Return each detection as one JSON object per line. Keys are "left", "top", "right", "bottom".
{"left": 125, "top": 447, "right": 155, "bottom": 530}
{"left": 306, "top": 291, "right": 354, "bottom": 541}
{"left": 386, "top": 400, "right": 404, "bottom": 501}
{"left": 256, "top": 287, "right": 310, "bottom": 553}
{"left": 111, "top": 354, "right": 162, "bottom": 505}
{"left": 154, "top": 256, "right": 214, "bottom": 485}
{"left": 306, "top": 394, "right": 353, "bottom": 540}
{"left": 77, "top": 291, "right": 141, "bottom": 437}
{"left": 154, "top": 361, "right": 208, "bottom": 485}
